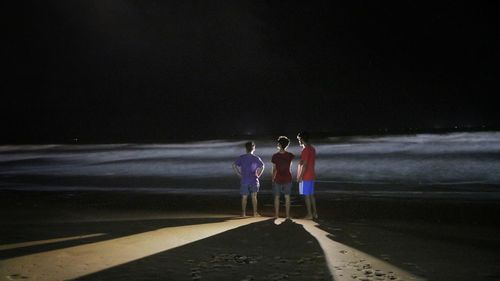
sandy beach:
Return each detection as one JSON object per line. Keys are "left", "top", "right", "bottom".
{"left": 1, "top": 190, "right": 499, "bottom": 281}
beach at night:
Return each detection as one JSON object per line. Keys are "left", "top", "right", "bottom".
{"left": 1, "top": 133, "right": 500, "bottom": 280}
{"left": 3, "top": 1, "right": 499, "bottom": 279}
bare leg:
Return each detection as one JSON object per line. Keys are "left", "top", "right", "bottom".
{"left": 251, "top": 192, "right": 259, "bottom": 217}
{"left": 311, "top": 194, "right": 318, "bottom": 219}
{"left": 274, "top": 195, "right": 280, "bottom": 218}
{"left": 285, "top": 195, "right": 291, "bottom": 219}
{"left": 241, "top": 195, "right": 248, "bottom": 217}
{"left": 304, "top": 195, "right": 313, "bottom": 219}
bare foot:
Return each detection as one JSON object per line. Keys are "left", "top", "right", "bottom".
{"left": 254, "top": 213, "right": 261, "bottom": 217}
{"left": 303, "top": 215, "right": 313, "bottom": 220}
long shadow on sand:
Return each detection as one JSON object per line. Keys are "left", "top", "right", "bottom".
{"left": 315, "top": 217, "right": 500, "bottom": 281}
{"left": 0, "top": 218, "right": 228, "bottom": 260}
{"left": 76, "top": 219, "right": 331, "bottom": 281}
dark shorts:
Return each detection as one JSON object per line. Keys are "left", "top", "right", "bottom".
{"left": 272, "top": 182, "right": 292, "bottom": 196}
{"left": 240, "top": 184, "right": 259, "bottom": 196}
{"left": 299, "top": 180, "right": 315, "bottom": 195}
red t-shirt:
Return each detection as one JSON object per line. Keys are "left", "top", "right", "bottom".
{"left": 299, "top": 145, "right": 316, "bottom": 180}
{"left": 271, "top": 151, "right": 295, "bottom": 184}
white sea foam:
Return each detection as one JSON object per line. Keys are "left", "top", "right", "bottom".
{"left": 1, "top": 132, "right": 499, "bottom": 186}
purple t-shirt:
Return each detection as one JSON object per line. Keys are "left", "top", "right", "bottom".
{"left": 234, "top": 154, "right": 264, "bottom": 186}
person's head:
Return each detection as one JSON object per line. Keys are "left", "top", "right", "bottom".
{"left": 245, "top": 141, "right": 256, "bottom": 153}
{"left": 297, "top": 131, "right": 310, "bottom": 146}
{"left": 277, "top": 136, "right": 290, "bottom": 151}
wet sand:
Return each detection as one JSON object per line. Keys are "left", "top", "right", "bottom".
{"left": 1, "top": 190, "right": 500, "bottom": 281}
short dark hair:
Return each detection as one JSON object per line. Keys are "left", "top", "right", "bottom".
{"left": 245, "top": 141, "right": 255, "bottom": 152}
{"left": 277, "top": 136, "right": 290, "bottom": 149}
{"left": 297, "top": 131, "right": 310, "bottom": 142}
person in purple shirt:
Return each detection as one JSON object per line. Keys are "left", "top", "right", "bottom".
{"left": 232, "top": 141, "right": 265, "bottom": 217}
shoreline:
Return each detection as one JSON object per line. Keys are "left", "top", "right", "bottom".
{"left": 1, "top": 189, "right": 500, "bottom": 223}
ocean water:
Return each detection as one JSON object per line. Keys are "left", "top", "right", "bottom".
{"left": 1, "top": 132, "right": 500, "bottom": 197}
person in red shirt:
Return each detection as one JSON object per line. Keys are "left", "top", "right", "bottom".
{"left": 271, "top": 136, "right": 295, "bottom": 219}
{"left": 297, "top": 132, "right": 317, "bottom": 219}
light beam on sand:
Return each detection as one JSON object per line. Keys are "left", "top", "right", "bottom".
{"left": 0, "top": 234, "right": 106, "bottom": 251}
{"left": 295, "top": 219, "right": 425, "bottom": 281}
{"left": 0, "top": 216, "right": 267, "bottom": 281}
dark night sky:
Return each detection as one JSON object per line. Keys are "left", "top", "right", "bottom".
{"left": 3, "top": 1, "right": 499, "bottom": 143}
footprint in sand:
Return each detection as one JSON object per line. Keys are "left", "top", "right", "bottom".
{"left": 6, "top": 274, "right": 29, "bottom": 280}
{"left": 266, "top": 273, "right": 288, "bottom": 281}
{"left": 364, "top": 269, "right": 373, "bottom": 274}
{"left": 314, "top": 253, "right": 325, "bottom": 259}
{"left": 380, "top": 254, "right": 391, "bottom": 261}
{"left": 241, "top": 275, "right": 255, "bottom": 281}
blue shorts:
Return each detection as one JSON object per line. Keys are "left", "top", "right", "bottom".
{"left": 299, "top": 180, "right": 315, "bottom": 195}
{"left": 240, "top": 184, "right": 259, "bottom": 196}
{"left": 272, "top": 182, "right": 292, "bottom": 196}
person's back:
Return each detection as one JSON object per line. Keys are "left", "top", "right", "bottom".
{"left": 236, "top": 153, "right": 264, "bottom": 187}
{"left": 272, "top": 151, "right": 294, "bottom": 184}
{"left": 299, "top": 144, "right": 316, "bottom": 181}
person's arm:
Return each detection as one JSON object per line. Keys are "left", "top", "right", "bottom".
{"left": 256, "top": 163, "right": 265, "bottom": 178}
{"left": 297, "top": 160, "right": 307, "bottom": 182}
{"left": 232, "top": 163, "right": 241, "bottom": 178}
